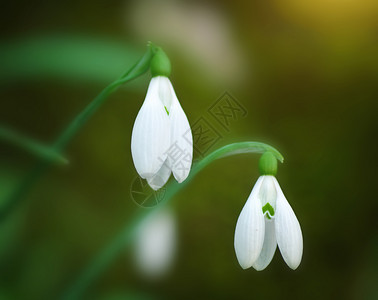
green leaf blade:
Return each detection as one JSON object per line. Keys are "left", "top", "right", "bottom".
{"left": 0, "top": 127, "right": 68, "bottom": 165}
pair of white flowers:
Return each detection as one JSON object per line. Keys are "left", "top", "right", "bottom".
{"left": 130, "top": 50, "right": 303, "bottom": 271}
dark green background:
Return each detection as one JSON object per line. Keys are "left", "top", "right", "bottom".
{"left": 1, "top": 0, "right": 378, "bottom": 299}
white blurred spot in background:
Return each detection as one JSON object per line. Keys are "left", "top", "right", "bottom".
{"left": 134, "top": 208, "right": 177, "bottom": 278}
{"left": 126, "top": 0, "right": 248, "bottom": 86}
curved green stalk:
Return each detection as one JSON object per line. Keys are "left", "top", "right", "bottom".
{"left": 53, "top": 45, "right": 153, "bottom": 151}
{"left": 61, "top": 141, "right": 283, "bottom": 300}
{"left": 0, "top": 127, "right": 68, "bottom": 164}
{"left": 0, "top": 44, "right": 154, "bottom": 222}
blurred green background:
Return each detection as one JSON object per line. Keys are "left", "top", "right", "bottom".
{"left": 1, "top": 0, "right": 378, "bottom": 299}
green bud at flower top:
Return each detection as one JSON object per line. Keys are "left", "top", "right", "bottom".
{"left": 259, "top": 151, "right": 277, "bottom": 176}
{"left": 150, "top": 48, "right": 171, "bottom": 77}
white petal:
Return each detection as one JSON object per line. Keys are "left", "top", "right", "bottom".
{"left": 134, "top": 208, "right": 176, "bottom": 277}
{"left": 259, "top": 175, "right": 277, "bottom": 211}
{"left": 156, "top": 76, "right": 173, "bottom": 111}
{"left": 252, "top": 219, "right": 277, "bottom": 271}
{"left": 273, "top": 177, "right": 303, "bottom": 270}
{"left": 234, "top": 177, "right": 265, "bottom": 269}
{"left": 131, "top": 78, "right": 170, "bottom": 178}
{"left": 146, "top": 160, "right": 172, "bottom": 190}
{"left": 164, "top": 78, "right": 193, "bottom": 183}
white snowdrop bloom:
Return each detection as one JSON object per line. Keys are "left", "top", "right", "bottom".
{"left": 134, "top": 208, "right": 176, "bottom": 278}
{"left": 234, "top": 152, "right": 303, "bottom": 271}
{"left": 131, "top": 49, "right": 193, "bottom": 190}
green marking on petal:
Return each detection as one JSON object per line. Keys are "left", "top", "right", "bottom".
{"left": 262, "top": 203, "right": 275, "bottom": 219}
{"left": 164, "top": 106, "right": 169, "bottom": 115}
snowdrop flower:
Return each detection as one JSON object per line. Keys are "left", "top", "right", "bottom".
{"left": 131, "top": 48, "right": 193, "bottom": 190}
{"left": 134, "top": 208, "right": 176, "bottom": 278}
{"left": 234, "top": 152, "right": 303, "bottom": 270}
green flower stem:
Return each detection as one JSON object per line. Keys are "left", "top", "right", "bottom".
{"left": 62, "top": 141, "right": 283, "bottom": 300}
{"left": 53, "top": 45, "right": 154, "bottom": 151}
{"left": 0, "top": 45, "right": 154, "bottom": 222}
{"left": 0, "top": 127, "right": 68, "bottom": 164}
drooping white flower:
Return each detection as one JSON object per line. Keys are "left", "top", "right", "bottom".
{"left": 131, "top": 75, "right": 193, "bottom": 190}
{"left": 134, "top": 208, "right": 176, "bottom": 278}
{"left": 234, "top": 152, "right": 303, "bottom": 270}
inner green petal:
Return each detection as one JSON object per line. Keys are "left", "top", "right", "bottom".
{"left": 262, "top": 202, "right": 275, "bottom": 219}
